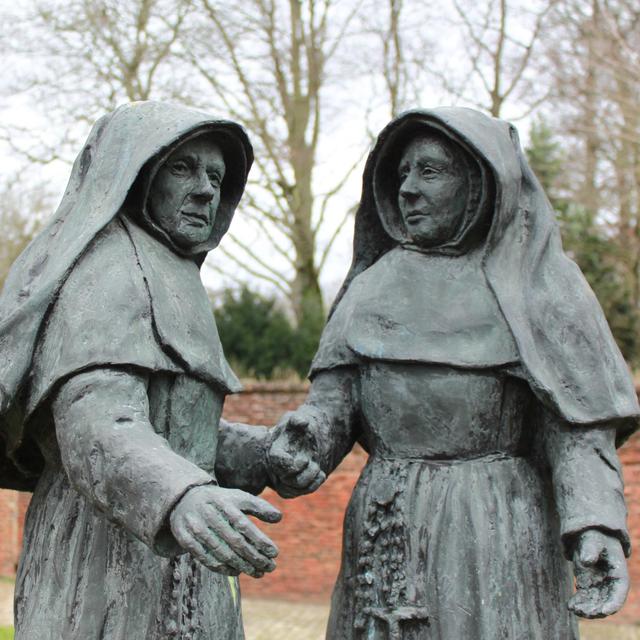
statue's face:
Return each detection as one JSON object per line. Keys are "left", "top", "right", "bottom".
{"left": 397, "top": 135, "right": 469, "bottom": 247}
{"left": 148, "top": 137, "right": 226, "bottom": 249}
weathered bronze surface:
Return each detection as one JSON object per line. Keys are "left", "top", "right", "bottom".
{"left": 269, "top": 108, "right": 639, "bottom": 640}
{"left": 0, "top": 101, "right": 281, "bottom": 639}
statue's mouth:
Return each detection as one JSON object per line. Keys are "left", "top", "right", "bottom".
{"left": 181, "top": 210, "right": 209, "bottom": 226}
{"left": 405, "top": 210, "right": 431, "bottom": 222}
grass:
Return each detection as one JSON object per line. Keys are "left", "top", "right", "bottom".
{"left": 0, "top": 627, "right": 13, "bottom": 640}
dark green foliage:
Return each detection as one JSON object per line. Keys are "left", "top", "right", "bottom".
{"left": 290, "top": 289, "right": 325, "bottom": 378}
{"left": 526, "top": 119, "right": 565, "bottom": 205}
{"left": 214, "top": 287, "right": 323, "bottom": 379}
{"left": 526, "top": 119, "right": 640, "bottom": 365}
{"left": 558, "top": 206, "right": 639, "bottom": 364}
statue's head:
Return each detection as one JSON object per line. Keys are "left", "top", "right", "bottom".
{"left": 148, "top": 135, "right": 226, "bottom": 250}
{"left": 396, "top": 132, "right": 469, "bottom": 249}
{"left": 369, "top": 117, "right": 491, "bottom": 256}
{"left": 124, "top": 116, "right": 251, "bottom": 258}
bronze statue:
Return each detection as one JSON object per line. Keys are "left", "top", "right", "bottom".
{"left": 269, "top": 108, "right": 639, "bottom": 639}
{"left": 0, "top": 102, "right": 280, "bottom": 640}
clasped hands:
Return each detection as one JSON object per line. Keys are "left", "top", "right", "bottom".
{"left": 266, "top": 407, "right": 327, "bottom": 498}
{"left": 168, "top": 408, "right": 324, "bottom": 580}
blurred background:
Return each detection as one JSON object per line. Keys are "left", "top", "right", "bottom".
{"left": 0, "top": 0, "right": 639, "bottom": 637}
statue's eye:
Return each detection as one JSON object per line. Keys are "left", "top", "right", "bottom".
{"left": 207, "top": 172, "right": 222, "bottom": 187}
{"left": 170, "top": 160, "right": 190, "bottom": 174}
{"left": 421, "top": 166, "right": 438, "bottom": 178}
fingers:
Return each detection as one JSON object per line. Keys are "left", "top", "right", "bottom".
{"left": 568, "top": 588, "right": 603, "bottom": 619}
{"left": 186, "top": 538, "right": 243, "bottom": 577}
{"left": 274, "top": 410, "right": 320, "bottom": 453}
{"left": 569, "top": 535, "right": 630, "bottom": 619}
{"left": 170, "top": 487, "right": 279, "bottom": 578}
{"left": 599, "top": 576, "right": 628, "bottom": 617}
{"left": 233, "top": 491, "right": 282, "bottom": 524}
{"left": 278, "top": 410, "right": 311, "bottom": 430}
{"left": 170, "top": 521, "right": 241, "bottom": 576}
{"left": 188, "top": 512, "right": 274, "bottom": 578}
{"left": 306, "top": 469, "right": 327, "bottom": 493}
{"left": 599, "top": 545, "right": 630, "bottom": 617}
{"left": 201, "top": 509, "right": 276, "bottom": 574}
{"left": 225, "top": 505, "right": 279, "bottom": 558}
{"left": 569, "top": 580, "right": 627, "bottom": 619}
{"left": 273, "top": 462, "right": 326, "bottom": 498}
{"left": 292, "top": 461, "right": 324, "bottom": 488}
{"left": 269, "top": 446, "right": 309, "bottom": 475}
{"left": 269, "top": 410, "right": 325, "bottom": 498}
{"left": 268, "top": 435, "right": 326, "bottom": 495}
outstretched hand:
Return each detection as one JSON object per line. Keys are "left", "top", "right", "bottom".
{"left": 569, "top": 528, "right": 629, "bottom": 618}
{"left": 170, "top": 485, "right": 281, "bottom": 579}
{"left": 267, "top": 409, "right": 327, "bottom": 498}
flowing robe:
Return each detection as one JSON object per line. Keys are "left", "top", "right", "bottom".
{"left": 301, "top": 247, "right": 631, "bottom": 640}
{"left": 301, "top": 366, "right": 628, "bottom": 640}
{"left": 14, "top": 217, "right": 268, "bottom": 640}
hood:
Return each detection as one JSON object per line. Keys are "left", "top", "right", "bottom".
{"left": 317, "top": 107, "right": 639, "bottom": 444}
{"left": 0, "top": 102, "right": 253, "bottom": 487}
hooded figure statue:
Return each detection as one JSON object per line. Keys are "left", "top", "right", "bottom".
{"left": 268, "top": 108, "right": 639, "bottom": 639}
{"left": 0, "top": 102, "right": 282, "bottom": 640}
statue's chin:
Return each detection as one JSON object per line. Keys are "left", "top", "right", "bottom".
{"left": 170, "top": 223, "right": 213, "bottom": 250}
{"left": 405, "top": 228, "right": 454, "bottom": 249}
{"left": 403, "top": 216, "right": 460, "bottom": 249}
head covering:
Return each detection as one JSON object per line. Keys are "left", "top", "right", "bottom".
{"left": 125, "top": 127, "right": 249, "bottom": 258}
{"left": 0, "top": 101, "right": 253, "bottom": 488}
{"left": 372, "top": 121, "right": 493, "bottom": 254}
{"left": 313, "top": 108, "right": 638, "bottom": 444}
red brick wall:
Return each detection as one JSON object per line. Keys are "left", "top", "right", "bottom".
{"left": 0, "top": 489, "right": 19, "bottom": 576}
{"left": 224, "top": 383, "right": 367, "bottom": 600}
{"left": 0, "top": 489, "right": 29, "bottom": 576}
{"left": 222, "top": 383, "right": 309, "bottom": 428}
{"left": 1, "top": 383, "right": 639, "bottom": 625}
{"left": 619, "top": 432, "right": 640, "bottom": 623}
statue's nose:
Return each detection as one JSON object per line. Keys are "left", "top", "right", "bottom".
{"left": 191, "top": 169, "right": 215, "bottom": 203}
{"left": 399, "top": 171, "right": 420, "bottom": 201}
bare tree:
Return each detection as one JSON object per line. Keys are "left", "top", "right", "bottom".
{"left": 382, "top": 0, "right": 407, "bottom": 119}
{"left": 1, "top": 0, "right": 378, "bottom": 327}
{"left": 181, "top": 0, "right": 367, "bottom": 323}
{"left": 542, "top": 0, "right": 640, "bottom": 349}
{"left": 0, "top": 177, "right": 53, "bottom": 290}
{"left": 428, "top": 0, "right": 556, "bottom": 118}
{"left": 352, "top": 0, "right": 438, "bottom": 131}
{"left": 0, "top": 0, "right": 192, "bottom": 163}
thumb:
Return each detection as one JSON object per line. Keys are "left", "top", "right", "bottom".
{"left": 268, "top": 443, "right": 306, "bottom": 472}
{"left": 579, "top": 535, "right": 603, "bottom": 567}
{"left": 237, "top": 492, "right": 283, "bottom": 524}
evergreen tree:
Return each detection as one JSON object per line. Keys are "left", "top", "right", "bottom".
{"left": 214, "top": 287, "right": 322, "bottom": 379}
{"left": 526, "top": 118, "right": 639, "bottom": 364}
{"left": 214, "top": 287, "right": 295, "bottom": 379}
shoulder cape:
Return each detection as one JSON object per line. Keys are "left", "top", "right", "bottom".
{"left": 0, "top": 101, "right": 252, "bottom": 489}
{"left": 312, "top": 108, "right": 639, "bottom": 446}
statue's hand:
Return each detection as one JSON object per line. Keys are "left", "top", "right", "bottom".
{"left": 169, "top": 485, "right": 281, "bottom": 578}
{"left": 569, "top": 528, "right": 629, "bottom": 618}
{"left": 267, "top": 408, "right": 327, "bottom": 498}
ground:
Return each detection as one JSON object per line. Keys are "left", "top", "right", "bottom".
{"left": 0, "top": 580, "right": 638, "bottom": 638}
